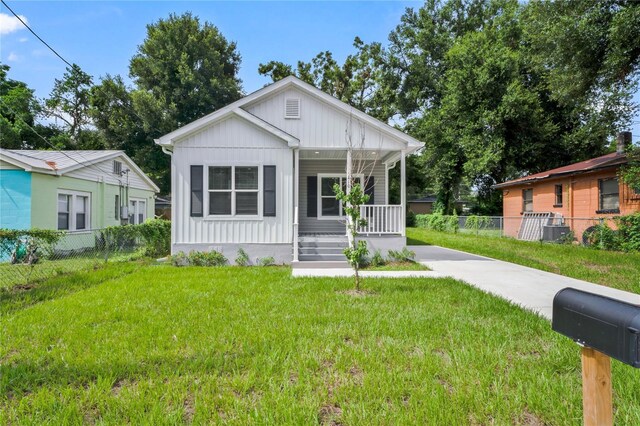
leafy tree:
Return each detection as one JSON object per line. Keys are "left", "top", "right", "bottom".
{"left": 130, "top": 12, "right": 243, "bottom": 130}
{"left": 259, "top": 37, "right": 392, "bottom": 120}
{"left": 43, "top": 64, "right": 98, "bottom": 147}
{"left": 0, "top": 64, "right": 39, "bottom": 148}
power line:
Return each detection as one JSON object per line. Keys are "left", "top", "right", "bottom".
{"left": 0, "top": 0, "right": 73, "bottom": 68}
{"left": 0, "top": 98, "right": 123, "bottom": 180}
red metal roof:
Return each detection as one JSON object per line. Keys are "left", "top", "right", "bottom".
{"left": 494, "top": 152, "right": 627, "bottom": 188}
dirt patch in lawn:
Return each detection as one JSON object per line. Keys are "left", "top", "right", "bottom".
{"left": 318, "top": 403, "right": 343, "bottom": 425}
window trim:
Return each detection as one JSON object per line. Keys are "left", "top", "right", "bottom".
{"left": 57, "top": 189, "right": 91, "bottom": 232}
{"left": 317, "top": 173, "right": 365, "bottom": 220}
{"left": 521, "top": 188, "right": 533, "bottom": 213}
{"left": 597, "top": 178, "right": 620, "bottom": 214}
{"left": 553, "top": 184, "right": 563, "bottom": 208}
{"left": 128, "top": 197, "right": 147, "bottom": 225}
{"left": 206, "top": 164, "right": 263, "bottom": 219}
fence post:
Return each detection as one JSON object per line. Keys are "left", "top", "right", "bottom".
{"left": 500, "top": 217, "right": 503, "bottom": 238}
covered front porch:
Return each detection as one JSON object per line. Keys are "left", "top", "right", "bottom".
{"left": 292, "top": 148, "right": 408, "bottom": 262}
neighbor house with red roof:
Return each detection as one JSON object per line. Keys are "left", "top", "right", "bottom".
{"left": 494, "top": 132, "right": 640, "bottom": 240}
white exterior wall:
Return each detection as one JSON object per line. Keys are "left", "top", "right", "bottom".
{"left": 245, "top": 87, "right": 407, "bottom": 150}
{"left": 172, "top": 116, "right": 293, "bottom": 248}
{"left": 65, "top": 155, "right": 154, "bottom": 191}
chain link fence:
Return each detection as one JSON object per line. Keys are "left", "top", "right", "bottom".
{"left": 0, "top": 228, "right": 144, "bottom": 289}
{"left": 417, "top": 214, "right": 619, "bottom": 245}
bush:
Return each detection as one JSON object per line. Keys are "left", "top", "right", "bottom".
{"left": 370, "top": 250, "right": 386, "bottom": 267}
{"left": 616, "top": 213, "right": 640, "bottom": 252}
{"left": 582, "top": 223, "right": 621, "bottom": 251}
{"left": 464, "top": 215, "right": 492, "bottom": 235}
{"left": 103, "top": 219, "right": 171, "bottom": 257}
{"left": 415, "top": 213, "right": 460, "bottom": 233}
{"left": 235, "top": 248, "right": 250, "bottom": 266}
{"left": 257, "top": 256, "right": 275, "bottom": 267}
{"left": 170, "top": 251, "right": 189, "bottom": 267}
{"left": 0, "top": 228, "right": 64, "bottom": 262}
{"left": 406, "top": 210, "right": 416, "bottom": 227}
{"left": 387, "top": 247, "right": 416, "bottom": 262}
{"left": 188, "top": 250, "right": 228, "bottom": 266}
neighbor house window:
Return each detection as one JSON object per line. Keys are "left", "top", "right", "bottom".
{"left": 115, "top": 195, "right": 120, "bottom": 220}
{"left": 554, "top": 184, "right": 563, "bottom": 207}
{"left": 128, "top": 199, "right": 147, "bottom": 225}
{"left": 598, "top": 178, "right": 619, "bottom": 212}
{"left": 318, "top": 174, "right": 363, "bottom": 218}
{"left": 208, "top": 166, "right": 259, "bottom": 216}
{"left": 57, "top": 191, "right": 90, "bottom": 231}
{"left": 522, "top": 188, "right": 533, "bottom": 212}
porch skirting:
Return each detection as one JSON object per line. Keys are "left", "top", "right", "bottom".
{"left": 357, "top": 235, "right": 406, "bottom": 257}
{"left": 172, "top": 243, "right": 292, "bottom": 265}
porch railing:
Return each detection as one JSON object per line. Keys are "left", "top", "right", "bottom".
{"left": 358, "top": 205, "right": 403, "bottom": 235}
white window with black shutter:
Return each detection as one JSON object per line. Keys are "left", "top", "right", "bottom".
{"left": 57, "top": 190, "right": 90, "bottom": 231}
{"left": 205, "top": 165, "right": 262, "bottom": 217}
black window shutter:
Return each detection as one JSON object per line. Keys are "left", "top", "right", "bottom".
{"left": 190, "top": 165, "right": 203, "bottom": 217}
{"left": 365, "top": 177, "right": 375, "bottom": 205}
{"left": 307, "top": 176, "right": 317, "bottom": 217}
{"left": 264, "top": 165, "right": 276, "bottom": 217}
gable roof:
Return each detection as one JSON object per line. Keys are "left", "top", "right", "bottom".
{"left": 155, "top": 75, "right": 423, "bottom": 152}
{"left": 0, "top": 149, "right": 159, "bottom": 192}
{"left": 493, "top": 152, "right": 627, "bottom": 189}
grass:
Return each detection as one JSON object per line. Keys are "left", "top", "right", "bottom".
{"left": 407, "top": 227, "right": 640, "bottom": 294}
{"left": 2, "top": 265, "right": 639, "bottom": 424}
{"left": 363, "top": 261, "right": 430, "bottom": 271}
{"left": 0, "top": 251, "right": 140, "bottom": 290}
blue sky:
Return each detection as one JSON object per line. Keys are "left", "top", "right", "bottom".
{"left": 1, "top": 0, "right": 638, "bottom": 141}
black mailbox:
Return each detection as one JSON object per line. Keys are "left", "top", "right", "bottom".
{"left": 552, "top": 288, "right": 640, "bottom": 368}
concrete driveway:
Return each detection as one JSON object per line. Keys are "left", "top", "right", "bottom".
{"left": 411, "top": 245, "right": 640, "bottom": 320}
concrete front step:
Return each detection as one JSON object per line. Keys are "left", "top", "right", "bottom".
{"left": 292, "top": 260, "right": 351, "bottom": 269}
{"left": 299, "top": 241, "right": 348, "bottom": 248}
{"left": 298, "top": 247, "right": 346, "bottom": 255}
{"left": 298, "top": 254, "right": 348, "bottom": 262}
{"left": 299, "top": 235, "right": 348, "bottom": 243}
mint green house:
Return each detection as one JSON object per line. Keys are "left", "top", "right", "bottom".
{"left": 0, "top": 149, "right": 159, "bottom": 231}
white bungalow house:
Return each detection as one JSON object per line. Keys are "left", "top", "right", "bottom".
{"left": 156, "top": 76, "right": 423, "bottom": 264}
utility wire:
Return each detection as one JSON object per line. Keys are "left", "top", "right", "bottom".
{"left": 0, "top": 0, "right": 143, "bottom": 178}
{"left": 0, "top": 98, "right": 124, "bottom": 180}
{"left": 1, "top": 0, "right": 73, "bottom": 68}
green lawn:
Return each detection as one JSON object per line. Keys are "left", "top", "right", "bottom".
{"left": 2, "top": 265, "right": 639, "bottom": 424}
{"left": 363, "top": 261, "right": 430, "bottom": 271}
{"left": 407, "top": 227, "right": 640, "bottom": 294}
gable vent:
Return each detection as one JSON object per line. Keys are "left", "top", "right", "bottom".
{"left": 113, "top": 160, "right": 122, "bottom": 175}
{"left": 284, "top": 98, "right": 300, "bottom": 119}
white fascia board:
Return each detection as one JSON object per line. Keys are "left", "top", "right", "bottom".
{"left": 0, "top": 150, "right": 57, "bottom": 174}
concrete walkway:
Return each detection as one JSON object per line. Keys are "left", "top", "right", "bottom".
{"left": 412, "top": 245, "right": 640, "bottom": 320}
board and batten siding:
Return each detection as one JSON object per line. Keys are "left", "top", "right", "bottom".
{"left": 299, "top": 159, "right": 386, "bottom": 234}
{"left": 64, "top": 155, "right": 153, "bottom": 191}
{"left": 245, "top": 87, "right": 407, "bottom": 150}
{"left": 172, "top": 115, "right": 293, "bottom": 246}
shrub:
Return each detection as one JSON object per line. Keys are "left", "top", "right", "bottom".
{"left": 464, "top": 215, "right": 492, "bottom": 235}
{"left": 616, "top": 213, "right": 640, "bottom": 252}
{"left": 235, "top": 248, "right": 250, "bottom": 266}
{"left": 557, "top": 230, "right": 576, "bottom": 245}
{"left": 415, "top": 213, "right": 460, "bottom": 233}
{"left": 415, "top": 214, "right": 430, "bottom": 229}
{"left": 582, "top": 223, "right": 621, "bottom": 251}
{"left": 406, "top": 210, "right": 416, "bottom": 227}
{"left": 170, "top": 251, "right": 189, "bottom": 267}
{"left": 188, "top": 250, "right": 228, "bottom": 266}
{"left": 257, "top": 256, "right": 275, "bottom": 267}
{"left": 427, "top": 212, "right": 447, "bottom": 231}
{"left": 103, "top": 219, "right": 171, "bottom": 257}
{"left": 387, "top": 247, "right": 416, "bottom": 262}
{"left": 0, "top": 228, "right": 64, "bottom": 262}
{"left": 370, "top": 250, "right": 386, "bottom": 267}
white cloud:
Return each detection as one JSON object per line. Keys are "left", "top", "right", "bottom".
{"left": 0, "top": 12, "right": 28, "bottom": 35}
{"left": 19, "top": 37, "right": 28, "bottom": 43}
{"left": 7, "top": 52, "right": 21, "bottom": 62}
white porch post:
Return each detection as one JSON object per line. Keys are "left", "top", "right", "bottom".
{"left": 384, "top": 164, "right": 389, "bottom": 204}
{"left": 346, "top": 149, "right": 352, "bottom": 239}
{"left": 293, "top": 148, "right": 299, "bottom": 262}
{"left": 400, "top": 150, "right": 406, "bottom": 236}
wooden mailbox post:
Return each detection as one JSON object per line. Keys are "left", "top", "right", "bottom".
{"left": 552, "top": 288, "right": 640, "bottom": 426}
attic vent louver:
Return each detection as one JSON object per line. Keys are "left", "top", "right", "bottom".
{"left": 113, "top": 160, "right": 122, "bottom": 175}
{"left": 284, "top": 98, "right": 300, "bottom": 119}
